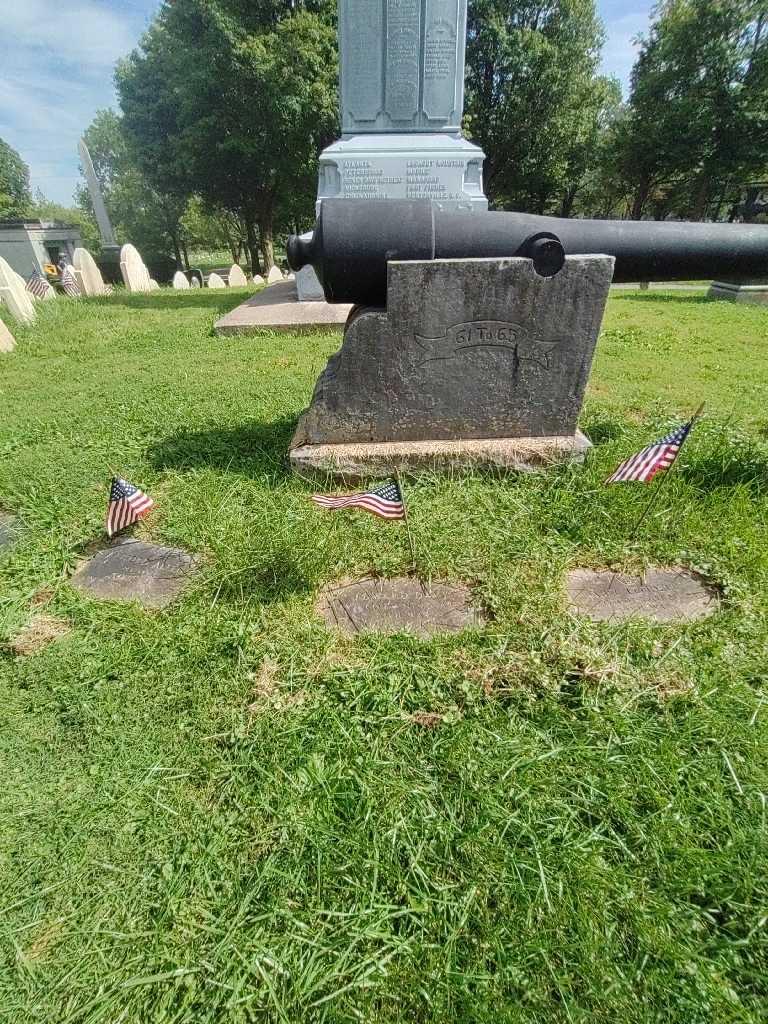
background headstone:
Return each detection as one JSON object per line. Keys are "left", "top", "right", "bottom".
{"left": 172, "top": 270, "right": 190, "bottom": 289}
{"left": 190, "top": 277, "right": 201, "bottom": 288}
{"left": 266, "top": 266, "right": 283, "bottom": 284}
{"left": 0, "top": 256, "right": 36, "bottom": 323}
{"left": 207, "top": 272, "right": 226, "bottom": 289}
{"left": 228, "top": 264, "right": 248, "bottom": 287}
{"left": 0, "top": 318, "right": 16, "bottom": 352}
{"left": 73, "top": 247, "right": 108, "bottom": 297}
{"left": 119, "top": 244, "right": 153, "bottom": 293}
{"left": 252, "top": 274, "right": 265, "bottom": 286}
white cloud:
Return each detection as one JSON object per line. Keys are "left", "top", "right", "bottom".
{"left": 1, "top": 0, "right": 138, "bottom": 69}
{"left": 0, "top": 0, "right": 157, "bottom": 203}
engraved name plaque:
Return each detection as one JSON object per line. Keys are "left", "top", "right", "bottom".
{"left": 340, "top": 0, "right": 467, "bottom": 133}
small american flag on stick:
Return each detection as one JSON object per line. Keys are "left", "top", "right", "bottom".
{"left": 26, "top": 270, "right": 50, "bottom": 299}
{"left": 605, "top": 413, "right": 700, "bottom": 485}
{"left": 60, "top": 265, "right": 80, "bottom": 297}
{"left": 106, "top": 477, "right": 154, "bottom": 537}
{"left": 311, "top": 480, "right": 405, "bottom": 520}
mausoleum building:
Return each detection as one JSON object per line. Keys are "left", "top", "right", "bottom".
{"left": 0, "top": 220, "right": 82, "bottom": 278}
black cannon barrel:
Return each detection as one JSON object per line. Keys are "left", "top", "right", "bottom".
{"left": 287, "top": 199, "right": 768, "bottom": 307}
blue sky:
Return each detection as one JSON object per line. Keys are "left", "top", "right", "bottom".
{"left": 0, "top": 0, "right": 653, "bottom": 206}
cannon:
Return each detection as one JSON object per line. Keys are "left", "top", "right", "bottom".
{"left": 288, "top": 199, "right": 768, "bottom": 307}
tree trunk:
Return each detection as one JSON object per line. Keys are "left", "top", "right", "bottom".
{"left": 689, "top": 175, "right": 711, "bottom": 222}
{"left": 181, "top": 241, "right": 190, "bottom": 270}
{"left": 559, "top": 186, "right": 577, "bottom": 218}
{"left": 244, "top": 217, "right": 261, "bottom": 275}
{"left": 170, "top": 233, "right": 183, "bottom": 268}
{"left": 630, "top": 184, "right": 649, "bottom": 221}
{"left": 258, "top": 212, "right": 274, "bottom": 273}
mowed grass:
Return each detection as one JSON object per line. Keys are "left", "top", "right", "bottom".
{"left": 1, "top": 287, "right": 767, "bottom": 1023}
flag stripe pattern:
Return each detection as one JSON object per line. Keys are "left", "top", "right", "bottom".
{"left": 60, "top": 265, "right": 80, "bottom": 297}
{"left": 26, "top": 271, "right": 50, "bottom": 298}
{"left": 106, "top": 477, "right": 154, "bottom": 537}
{"left": 605, "top": 422, "right": 693, "bottom": 485}
{"left": 311, "top": 480, "right": 405, "bottom": 519}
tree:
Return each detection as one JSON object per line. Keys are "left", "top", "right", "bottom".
{"left": 465, "top": 0, "right": 607, "bottom": 214}
{"left": 77, "top": 109, "right": 189, "bottom": 265}
{"left": 619, "top": 0, "right": 768, "bottom": 220}
{"left": 0, "top": 138, "right": 32, "bottom": 219}
{"left": 29, "top": 191, "right": 100, "bottom": 251}
{"left": 117, "top": 0, "right": 338, "bottom": 273}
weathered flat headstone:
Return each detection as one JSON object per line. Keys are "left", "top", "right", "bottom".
{"left": 0, "top": 256, "right": 36, "bottom": 323}
{"left": 207, "top": 272, "right": 226, "bottom": 289}
{"left": 266, "top": 266, "right": 283, "bottom": 284}
{"left": 0, "top": 318, "right": 16, "bottom": 352}
{"left": 228, "top": 264, "right": 248, "bottom": 287}
{"left": 70, "top": 538, "right": 199, "bottom": 609}
{"left": 73, "top": 247, "right": 108, "bottom": 296}
{"left": 119, "top": 243, "right": 153, "bottom": 293}
{"left": 172, "top": 270, "right": 190, "bottom": 289}
{"left": 566, "top": 567, "right": 717, "bottom": 623}
{"left": 252, "top": 274, "right": 265, "bottom": 286}
{"left": 317, "top": 576, "right": 485, "bottom": 636}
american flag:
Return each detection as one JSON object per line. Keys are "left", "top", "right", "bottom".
{"left": 26, "top": 270, "right": 50, "bottom": 298}
{"left": 605, "top": 421, "right": 694, "bottom": 485}
{"left": 60, "top": 265, "right": 80, "bottom": 297}
{"left": 311, "top": 480, "right": 405, "bottom": 520}
{"left": 106, "top": 477, "right": 154, "bottom": 537}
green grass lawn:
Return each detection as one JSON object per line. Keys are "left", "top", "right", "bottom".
{"left": 1, "top": 287, "right": 767, "bottom": 1022}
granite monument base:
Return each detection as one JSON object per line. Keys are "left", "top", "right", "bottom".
{"left": 708, "top": 279, "right": 768, "bottom": 305}
{"left": 290, "top": 255, "right": 614, "bottom": 479}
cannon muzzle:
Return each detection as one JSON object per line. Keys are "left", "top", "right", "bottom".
{"left": 288, "top": 199, "right": 768, "bottom": 306}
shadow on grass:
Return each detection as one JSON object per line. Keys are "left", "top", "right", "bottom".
{"left": 149, "top": 415, "right": 298, "bottom": 478}
{"left": 211, "top": 545, "right": 315, "bottom": 605}
{"left": 679, "top": 448, "right": 768, "bottom": 490}
{"left": 610, "top": 292, "right": 712, "bottom": 306}
{"left": 97, "top": 289, "right": 254, "bottom": 315}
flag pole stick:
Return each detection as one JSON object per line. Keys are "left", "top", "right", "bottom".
{"left": 627, "top": 403, "right": 705, "bottom": 543}
{"left": 396, "top": 470, "right": 420, "bottom": 580}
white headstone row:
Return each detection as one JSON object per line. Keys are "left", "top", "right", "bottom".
{"left": 0, "top": 256, "right": 36, "bottom": 324}
{"left": 120, "top": 243, "right": 158, "bottom": 293}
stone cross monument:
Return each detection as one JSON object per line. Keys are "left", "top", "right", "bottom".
{"left": 298, "top": 0, "right": 486, "bottom": 299}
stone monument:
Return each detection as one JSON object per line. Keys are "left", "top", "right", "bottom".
{"left": 296, "top": 0, "right": 486, "bottom": 301}
{"left": 119, "top": 244, "right": 153, "bottom": 293}
{"left": 78, "top": 139, "right": 120, "bottom": 280}
{"left": 290, "top": 255, "right": 613, "bottom": 476}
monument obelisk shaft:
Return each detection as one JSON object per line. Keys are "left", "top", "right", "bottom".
{"left": 78, "top": 139, "right": 118, "bottom": 249}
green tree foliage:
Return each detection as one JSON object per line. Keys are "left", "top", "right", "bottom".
{"left": 28, "top": 191, "right": 100, "bottom": 252}
{"left": 117, "top": 0, "right": 338, "bottom": 272}
{"left": 465, "top": 0, "right": 609, "bottom": 213}
{"left": 618, "top": 0, "right": 768, "bottom": 220}
{"left": 77, "top": 109, "right": 190, "bottom": 265}
{"left": 0, "top": 138, "right": 32, "bottom": 219}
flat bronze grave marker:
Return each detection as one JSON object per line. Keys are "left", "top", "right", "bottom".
{"left": 317, "top": 576, "right": 486, "bottom": 637}
{"left": 70, "top": 539, "right": 199, "bottom": 609}
{"left": 566, "top": 567, "right": 718, "bottom": 623}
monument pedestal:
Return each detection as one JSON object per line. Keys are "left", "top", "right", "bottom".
{"left": 708, "top": 279, "right": 768, "bottom": 305}
{"left": 290, "top": 255, "right": 614, "bottom": 480}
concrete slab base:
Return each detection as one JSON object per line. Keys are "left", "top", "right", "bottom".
{"left": 290, "top": 431, "right": 592, "bottom": 481}
{"left": 708, "top": 281, "right": 768, "bottom": 305}
{"left": 214, "top": 279, "right": 353, "bottom": 335}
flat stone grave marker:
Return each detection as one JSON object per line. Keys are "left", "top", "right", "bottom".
{"left": 172, "top": 271, "right": 190, "bottom": 290}
{"left": 566, "top": 567, "right": 718, "bottom": 623}
{"left": 70, "top": 538, "right": 200, "bottom": 609}
{"left": 316, "top": 576, "right": 486, "bottom": 637}
{"left": 73, "top": 247, "right": 108, "bottom": 296}
{"left": 228, "top": 264, "right": 248, "bottom": 287}
{"left": 0, "top": 318, "right": 16, "bottom": 352}
{"left": 119, "top": 243, "right": 153, "bottom": 293}
{"left": 266, "top": 266, "right": 283, "bottom": 284}
{"left": 0, "top": 256, "right": 36, "bottom": 323}
{"left": 207, "top": 273, "right": 226, "bottom": 289}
